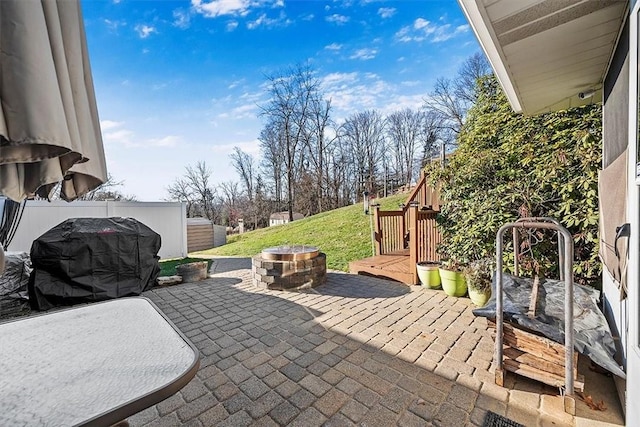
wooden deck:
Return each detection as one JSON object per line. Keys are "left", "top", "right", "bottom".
{"left": 349, "top": 174, "right": 441, "bottom": 286}
{"left": 348, "top": 251, "right": 416, "bottom": 285}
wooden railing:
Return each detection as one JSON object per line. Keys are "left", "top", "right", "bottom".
{"left": 409, "top": 207, "right": 441, "bottom": 265}
{"left": 372, "top": 174, "right": 442, "bottom": 283}
{"left": 402, "top": 172, "right": 441, "bottom": 211}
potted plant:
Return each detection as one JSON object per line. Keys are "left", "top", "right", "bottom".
{"left": 438, "top": 259, "right": 467, "bottom": 297}
{"left": 464, "top": 258, "right": 493, "bottom": 307}
{"left": 416, "top": 261, "right": 441, "bottom": 289}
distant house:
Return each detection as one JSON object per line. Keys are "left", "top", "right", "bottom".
{"left": 269, "top": 211, "right": 304, "bottom": 227}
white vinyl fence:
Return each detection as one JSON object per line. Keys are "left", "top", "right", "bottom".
{"left": 9, "top": 201, "right": 188, "bottom": 259}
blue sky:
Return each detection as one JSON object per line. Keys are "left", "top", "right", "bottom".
{"left": 81, "top": 0, "right": 480, "bottom": 201}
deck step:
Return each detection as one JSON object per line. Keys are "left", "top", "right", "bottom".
{"left": 349, "top": 255, "right": 416, "bottom": 285}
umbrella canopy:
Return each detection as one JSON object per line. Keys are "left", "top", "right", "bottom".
{"left": 0, "top": 0, "right": 107, "bottom": 202}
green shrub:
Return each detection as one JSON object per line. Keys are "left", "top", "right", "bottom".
{"left": 426, "top": 76, "right": 602, "bottom": 287}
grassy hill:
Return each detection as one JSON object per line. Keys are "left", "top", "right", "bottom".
{"left": 194, "top": 193, "right": 408, "bottom": 271}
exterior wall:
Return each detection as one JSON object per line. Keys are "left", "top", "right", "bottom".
{"left": 9, "top": 200, "right": 187, "bottom": 259}
{"left": 269, "top": 212, "right": 304, "bottom": 226}
{"left": 602, "top": 16, "right": 630, "bottom": 411}
{"left": 213, "top": 224, "right": 226, "bottom": 247}
{"left": 602, "top": 16, "right": 629, "bottom": 363}
{"left": 186, "top": 218, "right": 227, "bottom": 252}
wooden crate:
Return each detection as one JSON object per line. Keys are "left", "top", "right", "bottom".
{"left": 488, "top": 320, "right": 584, "bottom": 392}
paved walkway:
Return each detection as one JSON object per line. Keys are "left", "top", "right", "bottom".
{"left": 128, "top": 257, "right": 624, "bottom": 427}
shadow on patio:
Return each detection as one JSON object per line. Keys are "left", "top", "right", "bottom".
{"left": 131, "top": 257, "right": 624, "bottom": 427}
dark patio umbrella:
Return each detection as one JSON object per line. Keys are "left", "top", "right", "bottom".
{"left": 0, "top": 0, "right": 107, "bottom": 202}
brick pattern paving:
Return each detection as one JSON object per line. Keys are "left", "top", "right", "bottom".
{"left": 128, "top": 258, "right": 580, "bottom": 427}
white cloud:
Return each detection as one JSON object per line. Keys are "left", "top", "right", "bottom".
{"left": 215, "top": 101, "right": 259, "bottom": 120}
{"left": 100, "top": 120, "right": 183, "bottom": 148}
{"left": 211, "top": 139, "right": 260, "bottom": 156}
{"left": 100, "top": 120, "right": 124, "bottom": 131}
{"left": 239, "top": 91, "right": 263, "bottom": 102}
{"left": 104, "top": 19, "right": 126, "bottom": 32}
{"left": 103, "top": 128, "right": 135, "bottom": 146}
{"left": 191, "top": 0, "right": 252, "bottom": 18}
{"left": 377, "top": 7, "right": 396, "bottom": 19}
{"left": 326, "top": 14, "right": 349, "bottom": 25}
{"left": 301, "top": 14, "right": 314, "bottom": 21}
{"left": 173, "top": 9, "right": 191, "bottom": 29}
{"left": 105, "top": 130, "right": 183, "bottom": 149}
{"left": 247, "top": 11, "right": 291, "bottom": 29}
{"left": 396, "top": 18, "right": 469, "bottom": 43}
{"left": 324, "top": 43, "right": 342, "bottom": 51}
{"left": 226, "top": 20, "right": 239, "bottom": 31}
{"left": 350, "top": 48, "right": 378, "bottom": 60}
{"left": 228, "top": 79, "right": 245, "bottom": 89}
{"left": 148, "top": 135, "right": 182, "bottom": 147}
{"left": 401, "top": 80, "right": 421, "bottom": 87}
{"left": 230, "top": 103, "right": 258, "bottom": 119}
{"left": 321, "top": 72, "right": 358, "bottom": 86}
{"left": 319, "top": 72, "right": 422, "bottom": 117}
{"left": 135, "top": 24, "right": 157, "bottom": 39}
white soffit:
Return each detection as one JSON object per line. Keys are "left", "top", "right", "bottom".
{"left": 458, "top": 0, "right": 627, "bottom": 115}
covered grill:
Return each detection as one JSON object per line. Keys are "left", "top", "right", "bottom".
{"left": 28, "top": 217, "right": 160, "bottom": 310}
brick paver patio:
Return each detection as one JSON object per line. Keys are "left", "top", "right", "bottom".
{"left": 128, "top": 257, "right": 624, "bottom": 427}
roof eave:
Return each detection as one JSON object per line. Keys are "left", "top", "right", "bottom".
{"left": 458, "top": 0, "right": 523, "bottom": 113}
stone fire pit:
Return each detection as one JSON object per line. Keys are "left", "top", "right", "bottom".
{"left": 252, "top": 245, "right": 326, "bottom": 290}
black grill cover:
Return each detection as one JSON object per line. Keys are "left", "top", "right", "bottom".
{"left": 28, "top": 217, "right": 161, "bottom": 310}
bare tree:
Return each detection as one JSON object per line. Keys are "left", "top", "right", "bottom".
{"left": 185, "top": 161, "right": 218, "bottom": 221}
{"left": 229, "top": 147, "right": 255, "bottom": 201}
{"left": 338, "top": 110, "right": 387, "bottom": 197}
{"left": 425, "top": 77, "right": 465, "bottom": 145}
{"left": 259, "top": 120, "right": 285, "bottom": 206}
{"left": 419, "top": 110, "right": 443, "bottom": 169}
{"left": 260, "top": 63, "right": 318, "bottom": 222}
{"left": 303, "top": 95, "right": 335, "bottom": 214}
{"left": 167, "top": 161, "right": 218, "bottom": 221}
{"left": 386, "top": 108, "right": 424, "bottom": 186}
{"left": 219, "top": 180, "right": 241, "bottom": 227}
{"left": 455, "top": 52, "right": 491, "bottom": 105}
{"left": 424, "top": 52, "right": 491, "bottom": 151}
{"left": 166, "top": 177, "right": 195, "bottom": 216}
{"left": 79, "top": 173, "right": 137, "bottom": 201}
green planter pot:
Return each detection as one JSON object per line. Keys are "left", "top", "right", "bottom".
{"left": 438, "top": 268, "right": 467, "bottom": 297}
{"left": 468, "top": 287, "right": 491, "bottom": 307}
{"left": 416, "top": 262, "right": 441, "bottom": 289}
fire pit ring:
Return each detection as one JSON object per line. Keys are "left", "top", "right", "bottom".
{"left": 261, "top": 245, "right": 319, "bottom": 261}
{"left": 252, "top": 245, "right": 326, "bottom": 291}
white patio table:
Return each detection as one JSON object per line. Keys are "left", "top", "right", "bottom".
{"left": 0, "top": 297, "right": 199, "bottom": 426}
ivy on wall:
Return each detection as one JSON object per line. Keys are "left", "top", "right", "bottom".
{"left": 426, "top": 76, "right": 602, "bottom": 286}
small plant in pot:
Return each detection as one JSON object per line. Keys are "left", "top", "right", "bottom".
{"left": 438, "top": 259, "right": 467, "bottom": 297}
{"left": 464, "top": 258, "right": 493, "bottom": 307}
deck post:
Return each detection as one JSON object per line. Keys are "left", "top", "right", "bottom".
{"left": 373, "top": 204, "right": 382, "bottom": 255}
{"left": 408, "top": 202, "right": 419, "bottom": 284}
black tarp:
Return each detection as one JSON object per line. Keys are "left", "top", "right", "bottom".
{"left": 473, "top": 273, "right": 626, "bottom": 378}
{"left": 28, "top": 217, "right": 161, "bottom": 310}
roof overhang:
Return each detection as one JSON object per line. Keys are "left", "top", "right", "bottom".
{"left": 458, "top": 0, "right": 628, "bottom": 115}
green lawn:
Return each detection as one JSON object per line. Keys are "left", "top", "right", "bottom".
{"left": 159, "top": 257, "right": 213, "bottom": 277}
{"left": 193, "top": 193, "right": 408, "bottom": 271}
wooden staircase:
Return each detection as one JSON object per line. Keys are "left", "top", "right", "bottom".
{"left": 349, "top": 174, "right": 442, "bottom": 285}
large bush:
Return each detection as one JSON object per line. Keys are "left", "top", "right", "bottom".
{"left": 427, "top": 76, "right": 602, "bottom": 286}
